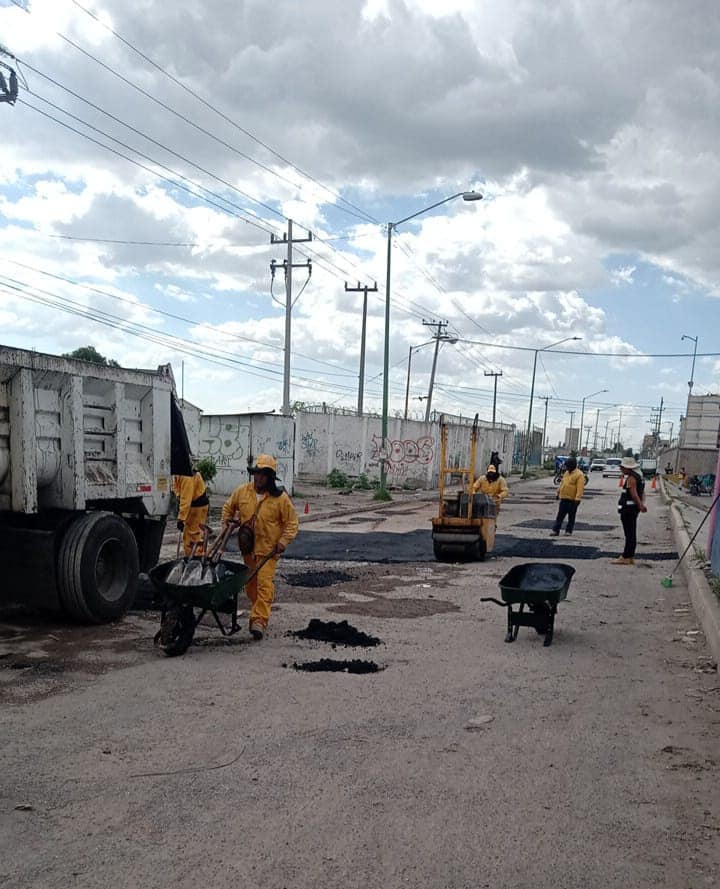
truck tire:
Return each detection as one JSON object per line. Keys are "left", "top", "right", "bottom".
{"left": 57, "top": 512, "right": 139, "bottom": 623}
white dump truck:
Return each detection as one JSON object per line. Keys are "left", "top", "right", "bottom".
{"left": 0, "top": 344, "right": 193, "bottom": 622}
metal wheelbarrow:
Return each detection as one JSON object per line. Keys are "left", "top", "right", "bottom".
{"left": 481, "top": 563, "right": 575, "bottom": 647}
{"left": 149, "top": 522, "right": 274, "bottom": 656}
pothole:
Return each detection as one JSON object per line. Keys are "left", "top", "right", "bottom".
{"left": 291, "top": 658, "right": 382, "bottom": 674}
{"left": 289, "top": 619, "right": 381, "bottom": 647}
{"left": 283, "top": 570, "right": 357, "bottom": 588}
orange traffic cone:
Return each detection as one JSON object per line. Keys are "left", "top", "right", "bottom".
{"left": 304, "top": 502, "right": 310, "bottom": 515}
{"left": 651, "top": 476, "right": 657, "bottom": 490}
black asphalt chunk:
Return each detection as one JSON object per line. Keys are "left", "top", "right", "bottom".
{"left": 292, "top": 658, "right": 381, "bottom": 674}
{"left": 495, "top": 535, "right": 678, "bottom": 561}
{"left": 289, "top": 619, "right": 380, "bottom": 647}
{"left": 284, "top": 529, "right": 435, "bottom": 562}
{"left": 283, "top": 569, "right": 356, "bottom": 588}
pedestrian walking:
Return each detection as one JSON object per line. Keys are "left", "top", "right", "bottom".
{"left": 221, "top": 454, "right": 299, "bottom": 640}
{"left": 550, "top": 455, "right": 585, "bottom": 536}
{"left": 173, "top": 470, "right": 209, "bottom": 556}
{"left": 612, "top": 456, "right": 647, "bottom": 565}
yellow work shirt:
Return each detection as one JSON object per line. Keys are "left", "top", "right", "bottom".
{"left": 473, "top": 475, "right": 510, "bottom": 510}
{"left": 222, "top": 482, "right": 299, "bottom": 555}
{"left": 558, "top": 468, "right": 585, "bottom": 501}
{"left": 173, "top": 472, "right": 207, "bottom": 522}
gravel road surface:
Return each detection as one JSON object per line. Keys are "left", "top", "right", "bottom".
{"left": 1, "top": 476, "right": 718, "bottom": 889}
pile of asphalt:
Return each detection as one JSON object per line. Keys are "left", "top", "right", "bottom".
{"left": 289, "top": 618, "right": 380, "bottom": 647}
{"left": 292, "top": 659, "right": 381, "bottom": 674}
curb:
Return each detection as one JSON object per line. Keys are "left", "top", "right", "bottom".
{"left": 667, "top": 497, "right": 720, "bottom": 665}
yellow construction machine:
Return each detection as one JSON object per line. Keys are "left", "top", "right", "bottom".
{"left": 431, "top": 414, "right": 496, "bottom": 561}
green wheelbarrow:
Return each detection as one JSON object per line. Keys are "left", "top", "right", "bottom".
{"left": 149, "top": 523, "right": 274, "bottom": 656}
{"left": 481, "top": 563, "right": 575, "bottom": 647}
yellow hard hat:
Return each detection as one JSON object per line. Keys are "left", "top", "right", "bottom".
{"left": 252, "top": 454, "right": 278, "bottom": 475}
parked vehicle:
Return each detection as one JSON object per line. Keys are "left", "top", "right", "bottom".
{"left": 0, "top": 344, "right": 192, "bottom": 622}
{"left": 640, "top": 458, "right": 657, "bottom": 479}
{"left": 590, "top": 460, "right": 606, "bottom": 472}
{"left": 603, "top": 457, "right": 623, "bottom": 478}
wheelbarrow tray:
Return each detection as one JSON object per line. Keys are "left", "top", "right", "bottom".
{"left": 498, "top": 562, "right": 575, "bottom": 606}
{"left": 482, "top": 562, "right": 576, "bottom": 646}
{"left": 149, "top": 558, "right": 251, "bottom": 613}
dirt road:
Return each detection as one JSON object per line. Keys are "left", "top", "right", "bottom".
{"left": 1, "top": 476, "right": 719, "bottom": 888}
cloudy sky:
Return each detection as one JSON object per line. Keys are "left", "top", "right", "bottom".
{"left": 1, "top": 0, "right": 718, "bottom": 452}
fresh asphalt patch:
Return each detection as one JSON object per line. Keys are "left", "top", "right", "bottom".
{"left": 514, "top": 519, "right": 616, "bottom": 532}
{"left": 285, "top": 529, "right": 677, "bottom": 563}
{"left": 285, "top": 529, "right": 435, "bottom": 562}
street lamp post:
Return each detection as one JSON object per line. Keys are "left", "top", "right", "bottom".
{"left": 578, "top": 388, "right": 608, "bottom": 455}
{"left": 380, "top": 190, "right": 482, "bottom": 496}
{"left": 404, "top": 340, "right": 434, "bottom": 420}
{"left": 678, "top": 334, "right": 698, "bottom": 469}
{"left": 522, "top": 336, "right": 581, "bottom": 476}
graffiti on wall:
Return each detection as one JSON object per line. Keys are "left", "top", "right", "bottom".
{"left": 301, "top": 430, "right": 319, "bottom": 458}
{"left": 335, "top": 448, "right": 363, "bottom": 465}
{"left": 198, "top": 418, "right": 247, "bottom": 466}
{"left": 370, "top": 434, "right": 435, "bottom": 477}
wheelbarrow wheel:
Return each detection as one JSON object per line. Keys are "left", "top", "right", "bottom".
{"left": 159, "top": 604, "right": 196, "bottom": 656}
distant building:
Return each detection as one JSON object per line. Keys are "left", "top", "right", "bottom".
{"left": 564, "top": 427, "right": 580, "bottom": 451}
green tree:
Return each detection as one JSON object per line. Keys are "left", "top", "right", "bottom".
{"left": 63, "top": 345, "right": 120, "bottom": 367}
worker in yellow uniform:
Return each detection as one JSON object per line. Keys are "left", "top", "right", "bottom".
{"left": 173, "top": 470, "right": 209, "bottom": 556}
{"left": 473, "top": 464, "right": 510, "bottom": 514}
{"left": 550, "top": 455, "right": 585, "bottom": 536}
{"left": 221, "top": 454, "right": 299, "bottom": 640}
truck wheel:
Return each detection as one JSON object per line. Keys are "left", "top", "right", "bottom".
{"left": 57, "top": 512, "right": 139, "bottom": 623}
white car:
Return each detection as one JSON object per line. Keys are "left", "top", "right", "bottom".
{"left": 603, "top": 458, "right": 623, "bottom": 478}
{"left": 590, "top": 460, "right": 606, "bottom": 472}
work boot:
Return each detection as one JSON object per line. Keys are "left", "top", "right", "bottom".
{"left": 565, "top": 530, "right": 573, "bottom": 536}
{"left": 611, "top": 557, "right": 634, "bottom": 566}
{"left": 249, "top": 621, "right": 265, "bottom": 640}
{"left": 549, "top": 530, "right": 559, "bottom": 537}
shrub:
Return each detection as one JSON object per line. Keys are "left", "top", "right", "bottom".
{"left": 353, "top": 473, "right": 372, "bottom": 491}
{"left": 195, "top": 457, "right": 218, "bottom": 486}
{"left": 327, "top": 468, "right": 349, "bottom": 488}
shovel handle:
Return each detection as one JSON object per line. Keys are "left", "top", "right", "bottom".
{"left": 242, "top": 551, "right": 277, "bottom": 586}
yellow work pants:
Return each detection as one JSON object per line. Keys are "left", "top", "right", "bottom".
{"left": 243, "top": 553, "right": 279, "bottom": 629}
{"left": 182, "top": 505, "right": 208, "bottom": 556}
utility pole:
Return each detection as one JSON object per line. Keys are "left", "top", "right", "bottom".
{"left": 484, "top": 370, "right": 502, "bottom": 428}
{"left": 422, "top": 318, "right": 449, "bottom": 423}
{"left": 270, "top": 220, "right": 312, "bottom": 415}
{"left": 603, "top": 419, "right": 609, "bottom": 451}
{"left": 584, "top": 425, "right": 592, "bottom": 451}
{"left": 616, "top": 407, "right": 623, "bottom": 454}
{"left": 540, "top": 396, "right": 551, "bottom": 463}
{"left": 593, "top": 408, "right": 600, "bottom": 452}
{"left": 344, "top": 280, "right": 378, "bottom": 416}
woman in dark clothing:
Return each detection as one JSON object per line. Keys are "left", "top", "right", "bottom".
{"left": 613, "top": 456, "right": 647, "bottom": 565}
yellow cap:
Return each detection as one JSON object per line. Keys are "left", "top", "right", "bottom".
{"left": 486, "top": 465, "right": 498, "bottom": 473}
{"left": 253, "top": 454, "right": 278, "bottom": 474}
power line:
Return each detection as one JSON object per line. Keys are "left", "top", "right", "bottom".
{"left": 0, "top": 258, "right": 360, "bottom": 379}
{"left": 67, "top": 0, "right": 378, "bottom": 226}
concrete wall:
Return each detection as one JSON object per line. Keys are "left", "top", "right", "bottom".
{"left": 197, "top": 414, "right": 295, "bottom": 496}
{"left": 659, "top": 447, "right": 719, "bottom": 478}
{"left": 294, "top": 411, "right": 514, "bottom": 487}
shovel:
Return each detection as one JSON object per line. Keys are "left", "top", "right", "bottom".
{"left": 662, "top": 488, "right": 720, "bottom": 587}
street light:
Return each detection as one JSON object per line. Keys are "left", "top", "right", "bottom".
{"left": 522, "top": 336, "right": 582, "bottom": 476}
{"left": 380, "top": 189, "right": 483, "bottom": 495}
{"left": 578, "top": 388, "right": 608, "bottom": 455}
{"left": 678, "top": 334, "right": 698, "bottom": 468}
{"left": 404, "top": 340, "right": 433, "bottom": 420}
